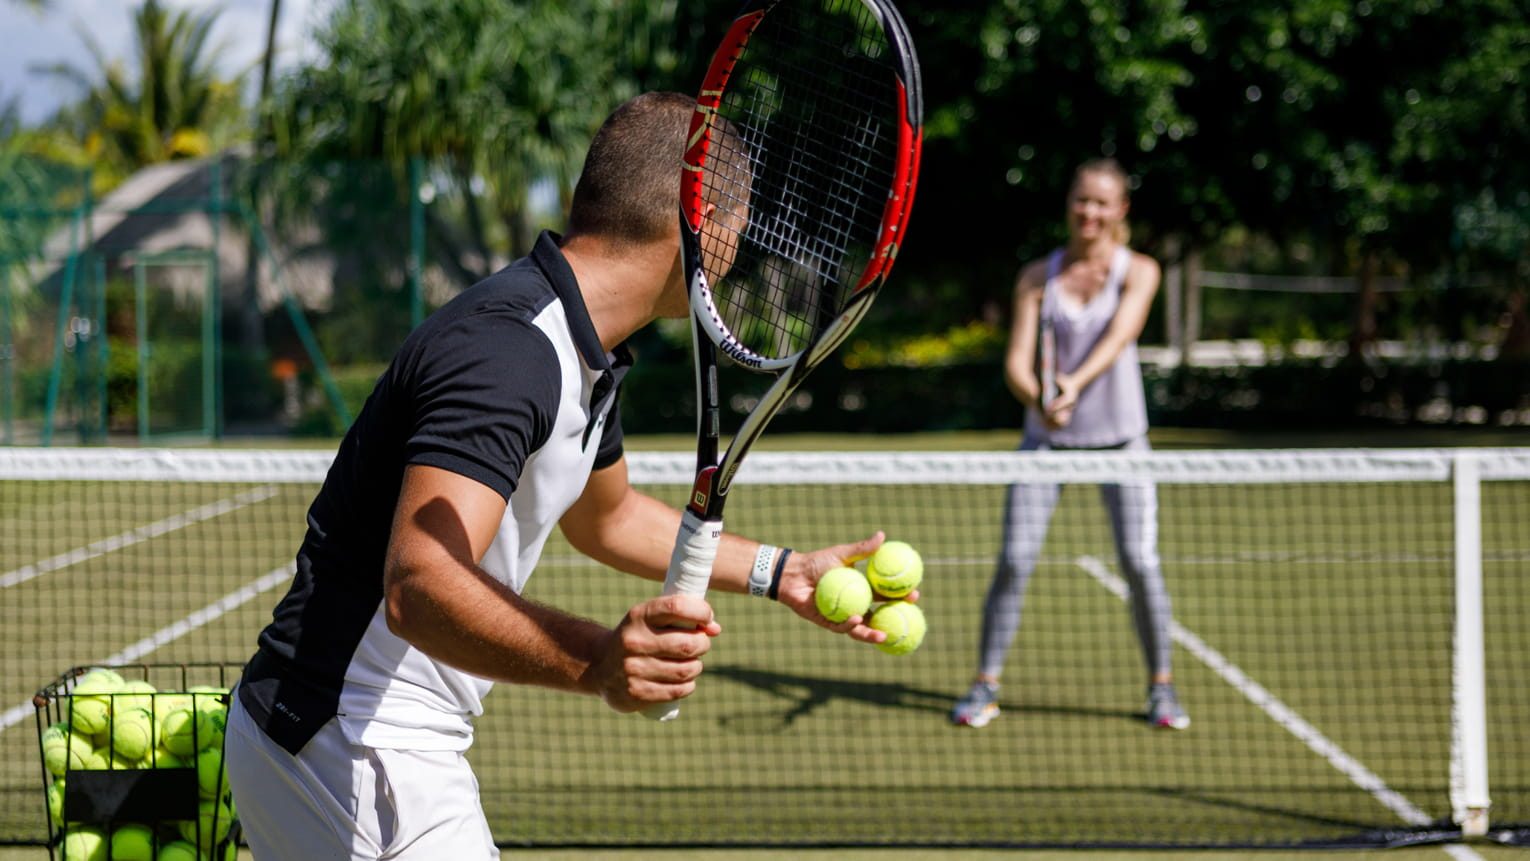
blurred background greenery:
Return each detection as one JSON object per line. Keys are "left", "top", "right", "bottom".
{"left": 1, "top": 0, "right": 1527, "bottom": 444}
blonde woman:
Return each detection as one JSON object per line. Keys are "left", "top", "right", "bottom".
{"left": 950, "top": 159, "right": 1187, "bottom": 730}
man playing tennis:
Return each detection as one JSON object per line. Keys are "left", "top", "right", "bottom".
{"left": 224, "top": 92, "right": 899, "bottom": 860}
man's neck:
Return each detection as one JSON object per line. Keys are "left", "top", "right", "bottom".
{"left": 559, "top": 233, "right": 682, "bottom": 352}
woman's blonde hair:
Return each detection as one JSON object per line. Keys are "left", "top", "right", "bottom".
{"left": 1070, "top": 158, "right": 1132, "bottom": 245}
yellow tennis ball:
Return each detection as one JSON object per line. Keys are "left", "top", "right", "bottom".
{"left": 68, "top": 693, "right": 111, "bottom": 738}
{"left": 814, "top": 566, "right": 874, "bottom": 623}
{"left": 116, "top": 680, "right": 158, "bottom": 713}
{"left": 148, "top": 746, "right": 187, "bottom": 769}
{"left": 178, "top": 798, "right": 234, "bottom": 852}
{"left": 153, "top": 695, "right": 192, "bottom": 723}
{"left": 42, "top": 723, "right": 94, "bottom": 777}
{"left": 194, "top": 748, "right": 229, "bottom": 800}
{"left": 46, "top": 778, "right": 66, "bottom": 827}
{"left": 111, "top": 707, "right": 155, "bottom": 762}
{"left": 76, "top": 668, "right": 124, "bottom": 689}
{"left": 101, "top": 749, "right": 146, "bottom": 771}
{"left": 59, "top": 826, "right": 106, "bottom": 861}
{"left": 868, "top": 600, "right": 927, "bottom": 655}
{"left": 155, "top": 840, "right": 199, "bottom": 861}
{"left": 84, "top": 743, "right": 124, "bottom": 770}
{"left": 110, "top": 824, "right": 156, "bottom": 861}
{"left": 188, "top": 686, "right": 229, "bottom": 709}
{"left": 866, "top": 540, "right": 923, "bottom": 598}
{"left": 159, "top": 706, "right": 212, "bottom": 757}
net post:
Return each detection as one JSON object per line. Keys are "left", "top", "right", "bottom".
{"left": 1450, "top": 449, "right": 1490, "bottom": 838}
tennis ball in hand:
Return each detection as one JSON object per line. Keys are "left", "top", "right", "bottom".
{"left": 868, "top": 600, "right": 927, "bottom": 655}
{"left": 110, "top": 824, "right": 156, "bottom": 861}
{"left": 815, "top": 566, "right": 874, "bottom": 623}
{"left": 111, "top": 707, "right": 155, "bottom": 762}
{"left": 159, "top": 705, "right": 212, "bottom": 757}
{"left": 866, "top": 540, "right": 923, "bottom": 598}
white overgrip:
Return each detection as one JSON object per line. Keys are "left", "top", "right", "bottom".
{"left": 663, "top": 508, "right": 723, "bottom": 597}
{"left": 645, "top": 508, "right": 723, "bottom": 721}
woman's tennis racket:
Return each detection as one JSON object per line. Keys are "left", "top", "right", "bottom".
{"left": 1039, "top": 320, "right": 1058, "bottom": 410}
{"left": 647, "top": 0, "right": 923, "bottom": 721}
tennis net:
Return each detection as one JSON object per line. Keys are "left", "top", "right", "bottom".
{"left": 2, "top": 446, "right": 1526, "bottom": 848}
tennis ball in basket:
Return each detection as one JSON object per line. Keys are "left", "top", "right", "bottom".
{"left": 156, "top": 840, "right": 199, "bottom": 861}
{"left": 153, "top": 694, "right": 192, "bottom": 723}
{"left": 68, "top": 691, "right": 112, "bottom": 738}
{"left": 195, "top": 748, "right": 229, "bottom": 799}
{"left": 116, "top": 680, "right": 158, "bottom": 713}
{"left": 148, "top": 747, "right": 186, "bottom": 769}
{"left": 814, "top": 566, "right": 874, "bottom": 623}
{"left": 178, "top": 798, "right": 234, "bottom": 852}
{"left": 42, "top": 723, "right": 94, "bottom": 776}
{"left": 865, "top": 540, "right": 923, "bottom": 598}
{"left": 111, "top": 707, "right": 155, "bottom": 761}
{"left": 46, "top": 778, "right": 65, "bottom": 827}
{"left": 76, "top": 668, "right": 124, "bottom": 689}
{"left": 160, "top": 705, "right": 212, "bottom": 757}
{"left": 102, "top": 749, "right": 146, "bottom": 770}
{"left": 110, "top": 824, "right": 156, "bottom": 861}
{"left": 868, "top": 600, "right": 927, "bottom": 655}
{"left": 58, "top": 826, "right": 106, "bottom": 861}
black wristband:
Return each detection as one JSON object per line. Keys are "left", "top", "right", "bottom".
{"left": 767, "top": 548, "right": 792, "bottom": 601}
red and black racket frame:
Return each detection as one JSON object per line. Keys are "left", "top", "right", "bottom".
{"left": 676, "top": 0, "right": 924, "bottom": 524}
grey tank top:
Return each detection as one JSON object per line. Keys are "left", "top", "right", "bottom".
{"left": 1022, "top": 246, "right": 1149, "bottom": 447}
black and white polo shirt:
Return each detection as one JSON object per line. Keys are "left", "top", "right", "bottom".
{"left": 238, "top": 230, "right": 631, "bottom": 754}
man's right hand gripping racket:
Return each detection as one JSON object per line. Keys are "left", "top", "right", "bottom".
{"left": 647, "top": 0, "right": 923, "bottom": 720}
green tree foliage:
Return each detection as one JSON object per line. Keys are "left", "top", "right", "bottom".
{"left": 27, "top": 0, "right": 247, "bottom": 189}
{"left": 891, "top": 0, "right": 1529, "bottom": 352}
{"left": 251, "top": 0, "right": 688, "bottom": 367}
{"left": 271, "top": 0, "right": 682, "bottom": 270}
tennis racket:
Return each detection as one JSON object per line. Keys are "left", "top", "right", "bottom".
{"left": 648, "top": 0, "right": 923, "bottom": 721}
{"left": 1038, "top": 318, "right": 1058, "bottom": 410}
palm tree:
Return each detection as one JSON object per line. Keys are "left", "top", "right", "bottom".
{"left": 31, "top": 0, "right": 247, "bottom": 182}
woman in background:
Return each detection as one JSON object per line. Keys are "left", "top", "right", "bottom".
{"left": 949, "top": 159, "right": 1187, "bottom": 731}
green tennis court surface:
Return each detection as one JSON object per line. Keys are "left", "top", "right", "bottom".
{"left": 1, "top": 446, "right": 1525, "bottom": 850}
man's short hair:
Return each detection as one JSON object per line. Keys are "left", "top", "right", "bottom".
{"left": 568, "top": 92, "right": 692, "bottom": 244}
{"left": 568, "top": 91, "right": 750, "bottom": 246}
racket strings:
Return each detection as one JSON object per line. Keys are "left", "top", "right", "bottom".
{"left": 702, "top": 0, "right": 901, "bottom": 362}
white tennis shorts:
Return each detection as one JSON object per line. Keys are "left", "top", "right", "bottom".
{"left": 225, "top": 693, "right": 499, "bottom": 860}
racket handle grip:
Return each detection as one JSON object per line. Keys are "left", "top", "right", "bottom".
{"left": 1039, "top": 326, "right": 1057, "bottom": 408}
{"left": 642, "top": 509, "right": 722, "bottom": 722}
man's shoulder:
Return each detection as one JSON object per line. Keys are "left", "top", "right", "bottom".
{"left": 439, "top": 256, "right": 557, "bottom": 320}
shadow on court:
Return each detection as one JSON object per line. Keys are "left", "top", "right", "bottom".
{"left": 710, "top": 664, "right": 1139, "bottom": 731}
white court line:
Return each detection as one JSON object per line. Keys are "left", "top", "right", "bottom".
{"left": 1, "top": 486, "right": 280, "bottom": 589}
{"left": 1076, "top": 555, "right": 1485, "bottom": 861}
{"left": 1, "top": 564, "right": 295, "bottom": 733}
